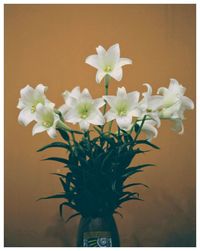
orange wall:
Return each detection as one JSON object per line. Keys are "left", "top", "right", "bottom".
{"left": 4, "top": 4, "right": 196, "bottom": 247}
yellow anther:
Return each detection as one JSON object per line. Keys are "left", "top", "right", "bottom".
{"left": 104, "top": 65, "right": 112, "bottom": 72}
{"left": 31, "top": 105, "right": 36, "bottom": 113}
{"left": 42, "top": 121, "right": 50, "bottom": 127}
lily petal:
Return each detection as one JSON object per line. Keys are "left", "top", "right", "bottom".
{"left": 20, "top": 85, "right": 34, "bottom": 99}
{"left": 107, "top": 43, "right": 120, "bottom": 64}
{"left": 105, "top": 110, "right": 116, "bottom": 122}
{"left": 62, "top": 90, "right": 70, "bottom": 102}
{"left": 138, "top": 120, "right": 158, "bottom": 140}
{"left": 96, "top": 70, "right": 106, "bottom": 83}
{"left": 169, "top": 79, "right": 186, "bottom": 95}
{"left": 96, "top": 45, "right": 106, "bottom": 56}
{"left": 103, "top": 95, "right": 116, "bottom": 108}
{"left": 59, "top": 104, "right": 69, "bottom": 116}
{"left": 64, "top": 109, "right": 81, "bottom": 124}
{"left": 157, "top": 87, "right": 168, "bottom": 95}
{"left": 117, "top": 87, "right": 127, "bottom": 98}
{"left": 87, "top": 112, "right": 105, "bottom": 125}
{"left": 171, "top": 118, "right": 184, "bottom": 134}
{"left": 32, "top": 123, "right": 46, "bottom": 136}
{"left": 182, "top": 96, "right": 194, "bottom": 110}
{"left": 82, "top": 88, "right": 92, "bottom": 99}
{"left": 130, "top": 107, "right": 142, "bottom": 117}
{"left": 79, "top": 120, "right": 90, "bottom": 131}
{"left": 148, "top": 112, "right": 161, "bottom": 127}
{"left": 85, "top": 55, "right": 99, "bottom": 69}
{"left": 94, "top": 98, "right": 105, "bottom": 108}
{"left": 128, "top": 91, "right": 140, "bottom": 106}
{"left": 18, "top": 108, "right": 35, "bottom": 126}
{"left": 47, "top": 127, "right": 57, "bottom": 138}
{"left": 143, "top": 122, "right": 158, "bottom": 140}
{"left": 119, "top": 57, "right": 132, "bottom": 67}
{"left": 36, "top": 84, "right": 48, "bottom": 94}
{"left": 109, "top": 67, "right": 123, "bottom": 81}
{"left": 116, "top": 115, "right": 132, "bottom": 130}
{"left": 17, "top": 98, "right": 25, "bottom": 109}
{"left": 143, "top": 83, "right": 152, "bottom": 97}
{"left": 148, "top": 96, "right": 163, "bottom": 110}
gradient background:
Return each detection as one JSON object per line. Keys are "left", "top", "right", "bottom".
{"left": 4, "top": 4, "right": 196, "bottom": 247}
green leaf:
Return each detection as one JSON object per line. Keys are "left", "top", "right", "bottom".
{"left": 134, "top": 115, "right": 147, "bottom": 141}
{"left": 135, "top": 140, "right": 160, "bottom": 149}
{"left": 101, "top": 149, "right": 114, "bottom": 170}
{"left": 134, "top": 123, "right": 140, "bottom": 133}
{"left": 49, "top": 172, "right": 66, "bottom": 179}
{"left": 59, "top": 178, "right": 67, "bottom": 191}
{"left": 57, "top": 128, "right": 70, "bottom": 141}
{"left": 37, "top": 142, "right": 69, "bottom": 152}
{"left": 93, "top": 126, "right": 102, "bottom": 135}
{"left": 65, "top": 212, "right": 80, "bottom": 223}
{"left": 122, "top": 164, "right": 155, "bottom": 181}
{"left": 123, "top": 182, "right": 149, "bottom": 189}
{"left": 59, "top": 202, "right": 78, "bottom": 217}
{"left": 72, "top": 130, "right": 84, "bottom": 135}
{"left": 120, "top": 191, "right": 139, "bottom": 199}
{"left": 37, "top": 193, "right": 67, "bottom": 201}
{"left": 118, "top": 196, "right": 143, "bottom": 206}
{"left": 43, "top": 157, "right": 68, "bottom": 165}
{"left": 114, "top": 210, "right": 123, "bottom": 218}
{"left": 126, "top": 163, "right": 155, "bottom": 171}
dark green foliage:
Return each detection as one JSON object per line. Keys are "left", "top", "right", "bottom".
{"left": 37, "top": 123, "right": 159, "bottom": 221}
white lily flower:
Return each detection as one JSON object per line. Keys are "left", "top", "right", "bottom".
{"left": 59, "top": 86, "right": 81, "bottom": 117}
{"left": 63, "top": 88, "right": 105, "bottom": 131}
{"left": 157, "top": 79, "right": 194, "bottom": 134}
{"left": 17, "top": 84, "right": 54, "bottom": 126}
{"left": 104, "top": 87, "right": 141, "bottom": 130}
{"left": 139, "top": 83, "right": 163, "bottom": 127}
{"left": 85, "top": 43, "right": 132, "bottom": 83}
{"left": 136, "top": 120, "right": 158, "bottom": 140}
{"left": 32, "top": 104, "right": 60, "bottom": 138}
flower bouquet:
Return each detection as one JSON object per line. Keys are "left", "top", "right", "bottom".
{"left": 17, "top": 44, "right": 194, "bottom": 247}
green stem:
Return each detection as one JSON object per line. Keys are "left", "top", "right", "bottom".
{"left": 57, "top": 120, "right": 71, "bottom": 132}
{"left": 108, "top": 121, "right": 113, "bottom": 134}
{"left": 134, "top": 115, "right": 147, "bottom": 142}
{"left": 103, "top": 74, "right": 110, "bottom": 115}
{"left": 71, "top": 131, "right": 76, "bottom": 145}
{"left": 101, "top": 75, "right": 110, "bottom": 133}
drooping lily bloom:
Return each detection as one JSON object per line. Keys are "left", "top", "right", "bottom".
{"left": 59, "top": 86, "right": 81, "bottom": 117}
{"left": 85, "top": 43, "right": 132, "bottom": 83}
{"left": 63, "top": 88, "right": 105, "bottom": 131}
{"left": 139, "top": 83, "right": 163, "bottom": 127}
{"left": 32, "top": 103, "right": 60, "bottom": 138}
{"left": 17, "top": 84, "right": 54, "bottom": 126}
{"left": 157, "top": 79, "right": 194, "bottom": 134}
{"left": 104, "top": 87, "right": 141, "bottom": 130}
{"left": 136, "top": 120, "right": 158, "bottom": 140}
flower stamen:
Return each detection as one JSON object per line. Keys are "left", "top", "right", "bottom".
{"left": 31, "top": 105, "right": 36, "bottom": 113}
{"left": 104, "top": 65, "right": 112, "bottom": 73}
{"left": 42, "top": 121, "right": 51, "bottom": 127}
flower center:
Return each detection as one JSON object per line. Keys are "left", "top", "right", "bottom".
{"left": 31, "top": 105, "right": 36, "bottom": 113}
{"left": 104, "top": 65, "right": 112, "bottom": 73}
{"left": 42, "top": 121, "right": 51, "bottom": 128}
{"left": 146, "top": 108, "right": 152, "bottom": 112}
{"left": 116, "top": 102, "right": 128, "bottom": 116}
{"left": 78, "top": 102, "right": 92, "bottom": 119}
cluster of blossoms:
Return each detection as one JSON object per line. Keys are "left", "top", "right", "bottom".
{"left": 17, "top": 44, "right": 194, "bottom": 140}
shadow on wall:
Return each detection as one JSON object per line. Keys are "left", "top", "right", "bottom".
{"left": 126, "top": 188, "right": 196, "bottom": 247}
{"left": 45, "top": 212, "right": 79, "bottom": 247}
